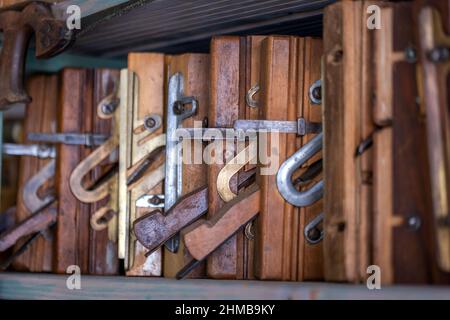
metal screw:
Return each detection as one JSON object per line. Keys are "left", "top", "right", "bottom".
{"left": 407, "top": 215, "right": 421, "bottom": 231}
{"left": 405, "top": 46, "right": 417, "bottom": 63}
{"left": 307, "top": 227, "right": 321, "bottom": 242}
{"left": 427, "top": 46, "right": 450, "bottom": 63}
{"left": 145, "top": 117, "right": 156, "bottom": 129}
{"left": 148, "top": 196, "right": 163, "bottom": 206}
{"left": 101, "top": 100, "right": 117, "bottom": 115}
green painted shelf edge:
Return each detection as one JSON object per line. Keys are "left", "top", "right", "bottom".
{"left": 1, "top": 272, "right": 450, "bottom": 300}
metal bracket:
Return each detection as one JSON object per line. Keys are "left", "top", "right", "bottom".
{"left": 164, "top": 72, "right": 198, "bottom": 253}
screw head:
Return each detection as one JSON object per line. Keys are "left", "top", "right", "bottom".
{"left": 307, "top": 227, "right": 321, "bottom": 242}
{"left": 405, "top": 46, "right": 417, "bottom": 63}
{"left": 427, "top": 46, "right": 450, "bottom": 63}
{"left": 145, "top": 117, "right": 156, "bottom": 129}
{"left": 101, "top": 102, "right": 114, "bottom": 115}
{"left": 100, "top": 96, "right": 119, "bottom": 116}
{"left": 148, "top": 196, "right": 163, "bottom": 206}
{"left": 407, "top": 215, "right": 421, "bottom": 231}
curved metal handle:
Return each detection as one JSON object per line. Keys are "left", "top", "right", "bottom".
{"left": 217, "top": 140, "right": 257, "bottom": 202}
{"left": 91, "top": 206, "right": 115, "bottom": 231}
{"left": 276, "top": 132, "right": 323, "bottom": 207}
{"left": 23, "top": 159, "right": 56, "bottom": 213}
{"left": 304, "top": 212, "right": 324, "bottom": 244}
{"left": 69, "top": 137, "right": 118, "bottom": 203}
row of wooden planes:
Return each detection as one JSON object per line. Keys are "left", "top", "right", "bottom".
{"left": 0, "top": 0, "right": 449, "bottom": 284}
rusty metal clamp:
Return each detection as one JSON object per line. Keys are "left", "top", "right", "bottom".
{"left": 276, "top": 132, "right": 323, "bottom": 207}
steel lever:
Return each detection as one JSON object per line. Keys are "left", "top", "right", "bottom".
{"left": 164, "top": 72, "right": 198, "bottom": 253}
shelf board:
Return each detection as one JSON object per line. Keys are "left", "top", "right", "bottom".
{"left": 1, "top": 272, "right": 450, "bottom": 300}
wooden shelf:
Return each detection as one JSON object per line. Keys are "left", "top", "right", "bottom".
{"left": 1, "top": 272, "right": 450, "bottom": 300}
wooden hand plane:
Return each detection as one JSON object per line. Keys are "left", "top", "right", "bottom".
{"left": 118, "top": 54, "right": 166, "bottom": 276}
{"left": 54, "top": 68, "right": 120, "bottom": 275}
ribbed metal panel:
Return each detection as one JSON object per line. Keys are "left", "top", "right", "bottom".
{"left": 71, "top": 0, "right": 334, "bottom": 57}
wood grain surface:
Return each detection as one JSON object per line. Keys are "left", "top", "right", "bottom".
{"left": 297, "top": 37, "right": 324, "bottom": 281}
{"left": 255, "top": 36, "right": 323, "bottom": 281}
{"left": 12, "top": 74, "right": 58, "bottom": 272}
{"left": 207, "top": 37, "right": 243, "bottom": 279}
{"left": 323, "top": 1, "right": 369, "bottom": 282}
{"left": 415, "top": 0, "right": 450, "bottom": 281}
{"left": 207, "top": 36, "right": 264, "bottom": 279}
{"left": 256, "top": 36, "right": 297, "bottom": 280}
{"left": 55, "top": 68, "right": 119, "bottom": 275}
{"left": 125, "top": 53, "right": 165, "bottom": 276}
{"left": 374, "top": 2, "right": 450, "bottom": 284}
